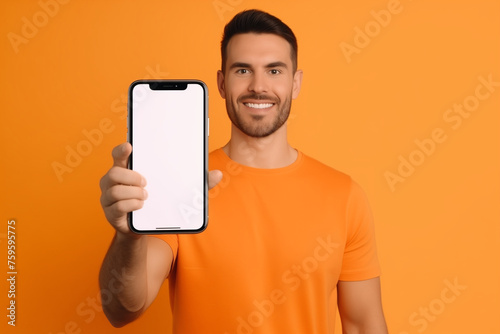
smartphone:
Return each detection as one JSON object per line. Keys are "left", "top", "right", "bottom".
{"left": 128, "top": 80, "right": 208, "bottom": 234}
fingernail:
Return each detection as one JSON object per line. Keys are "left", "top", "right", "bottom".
{"left": 143, "top": 189, "right": 148, "bottom": 199}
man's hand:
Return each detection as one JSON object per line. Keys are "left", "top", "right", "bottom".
{"left": 99, "top": 142, "right": 223, "bottom": 236}
{"left": 100, "top": 143, "right": 147, "bottom": 236}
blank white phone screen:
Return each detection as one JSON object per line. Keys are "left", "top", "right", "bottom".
{"left": 130, "top": 82, "right": 206, "bottom": 232}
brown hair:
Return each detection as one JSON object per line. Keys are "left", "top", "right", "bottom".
{"left": 220, "top": 9, "right": 298, "bottom": 73}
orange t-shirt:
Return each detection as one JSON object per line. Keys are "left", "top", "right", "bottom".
{"left": 154, "top": 148, "right": 381, "bottom": 333}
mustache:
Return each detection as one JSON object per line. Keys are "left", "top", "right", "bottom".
{"left": 238, "top": 93, "right": 279, "bottom": 103}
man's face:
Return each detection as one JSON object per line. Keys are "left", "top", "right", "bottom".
{"left": 217, "top": 33, "right": 302, "bottom": 138}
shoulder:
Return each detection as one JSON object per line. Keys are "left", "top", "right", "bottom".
{"left": 209, "top": 148, "right": 231, "bottom": 170}
{"left": 299, "top": 151, "right": 352, "bottom": 187}
{"left": 209, "top": 148, "right": 223, "bottom": 160}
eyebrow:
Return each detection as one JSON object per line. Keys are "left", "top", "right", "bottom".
{"left": 265, "top": 61, "right": 288, "bottom": 69}
{"left": 228, "top": 61, "right": 288, "bottom": 70}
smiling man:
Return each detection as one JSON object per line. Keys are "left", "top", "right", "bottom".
{"left": 99, "top": 9, "right": 388, "bottom": 333}
{"left": 221, "top": 33, "right": 297, "bottom": 138}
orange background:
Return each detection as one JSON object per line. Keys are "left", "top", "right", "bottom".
{"left": 1, "top": 0, "right": 499, "bottom": 333}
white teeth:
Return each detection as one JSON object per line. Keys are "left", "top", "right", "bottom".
{"left": 244, "top": 103, "right": 273, "bottom": 109}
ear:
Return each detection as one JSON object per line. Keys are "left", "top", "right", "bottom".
{"left": 292, "top": 69, "right": 303, "bottom": 99}
{"left": 217, "top": 70, "right": 226, "bottom": 99}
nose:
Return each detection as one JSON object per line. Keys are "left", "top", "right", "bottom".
{"left": 248, "top": 71, "right": 268, "bottom": 94}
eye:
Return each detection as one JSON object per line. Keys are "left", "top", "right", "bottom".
{"left": 269, "top": 69, "right": 281, "bottom": 75}
{"left": 236, "top": 69, "right": 250, "bottom": 74}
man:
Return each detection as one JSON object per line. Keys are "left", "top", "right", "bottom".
{"left": 99, "top": 9, "right": 388, "bottom": 333}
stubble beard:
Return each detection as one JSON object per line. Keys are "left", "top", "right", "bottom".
{"left": 226, "top": 93, "right": 292, "bottom": 138}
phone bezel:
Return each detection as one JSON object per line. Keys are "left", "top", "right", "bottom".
{"left": 127, "top": 79, "right": 209, "bottom": 234}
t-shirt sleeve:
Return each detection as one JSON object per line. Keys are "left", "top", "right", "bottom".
{"left": 150, "top": 234, "right": 179, "bottom": 278}
{"left": 338, "top": 179, "right": 381, "bottom": 281}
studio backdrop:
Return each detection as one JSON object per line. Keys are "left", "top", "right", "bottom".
{"left": 1, "top": 0, "right": 499, "bottom": 333}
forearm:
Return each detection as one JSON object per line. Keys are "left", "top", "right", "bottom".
{"left": 99, "top": 232, "right": 149, "bottom": 327}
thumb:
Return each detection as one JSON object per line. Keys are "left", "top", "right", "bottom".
{"left": 208, "top": 170, "right": 223, "bottom": 190}
{"left": 112, "top": 142, "right": 132, "bottom": 168}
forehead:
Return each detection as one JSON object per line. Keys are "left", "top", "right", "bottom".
{"left": 226, "top": 33, "right": 292, "bottom": 66}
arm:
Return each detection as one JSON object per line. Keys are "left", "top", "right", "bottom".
{"left": 99, "top": 233, "right": 172, "bottom": 327}
{"left": 98, "top": 143, "right": 222, "bottom": 327}
{"left": 98, "top": 142, "right": 172, "bottom": 327}
{"left": 337, "top": 277, "right": 388, "bottom": 334}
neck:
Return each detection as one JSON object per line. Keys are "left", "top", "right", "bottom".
{"left": 222, "top": 123, "right": 297, "bottom": 168}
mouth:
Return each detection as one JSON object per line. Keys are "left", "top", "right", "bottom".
{"left": 243, "top": 102, "right": 275, "bottom": 109}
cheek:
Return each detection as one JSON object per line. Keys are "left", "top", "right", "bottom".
{"left": 225, "top": 79, "right": 246, "bottom": 99}
{"left": 274, "top": 82, "right": 294, "bottom": 100}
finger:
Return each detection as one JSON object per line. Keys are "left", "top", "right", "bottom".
{"left": 101, "top": 184, "right": 148, "bottom": 208}
{"left": 208, "top": 170, "right": 223, "bottom": 190}
{"left": 100, "top": 166, "right": 146, "bottom": 191}
{"left": 105, "top": 199, "right": 146, "bottom": 222}
{"left": 112, "top": 142, "right": 132, "bottom": 168}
